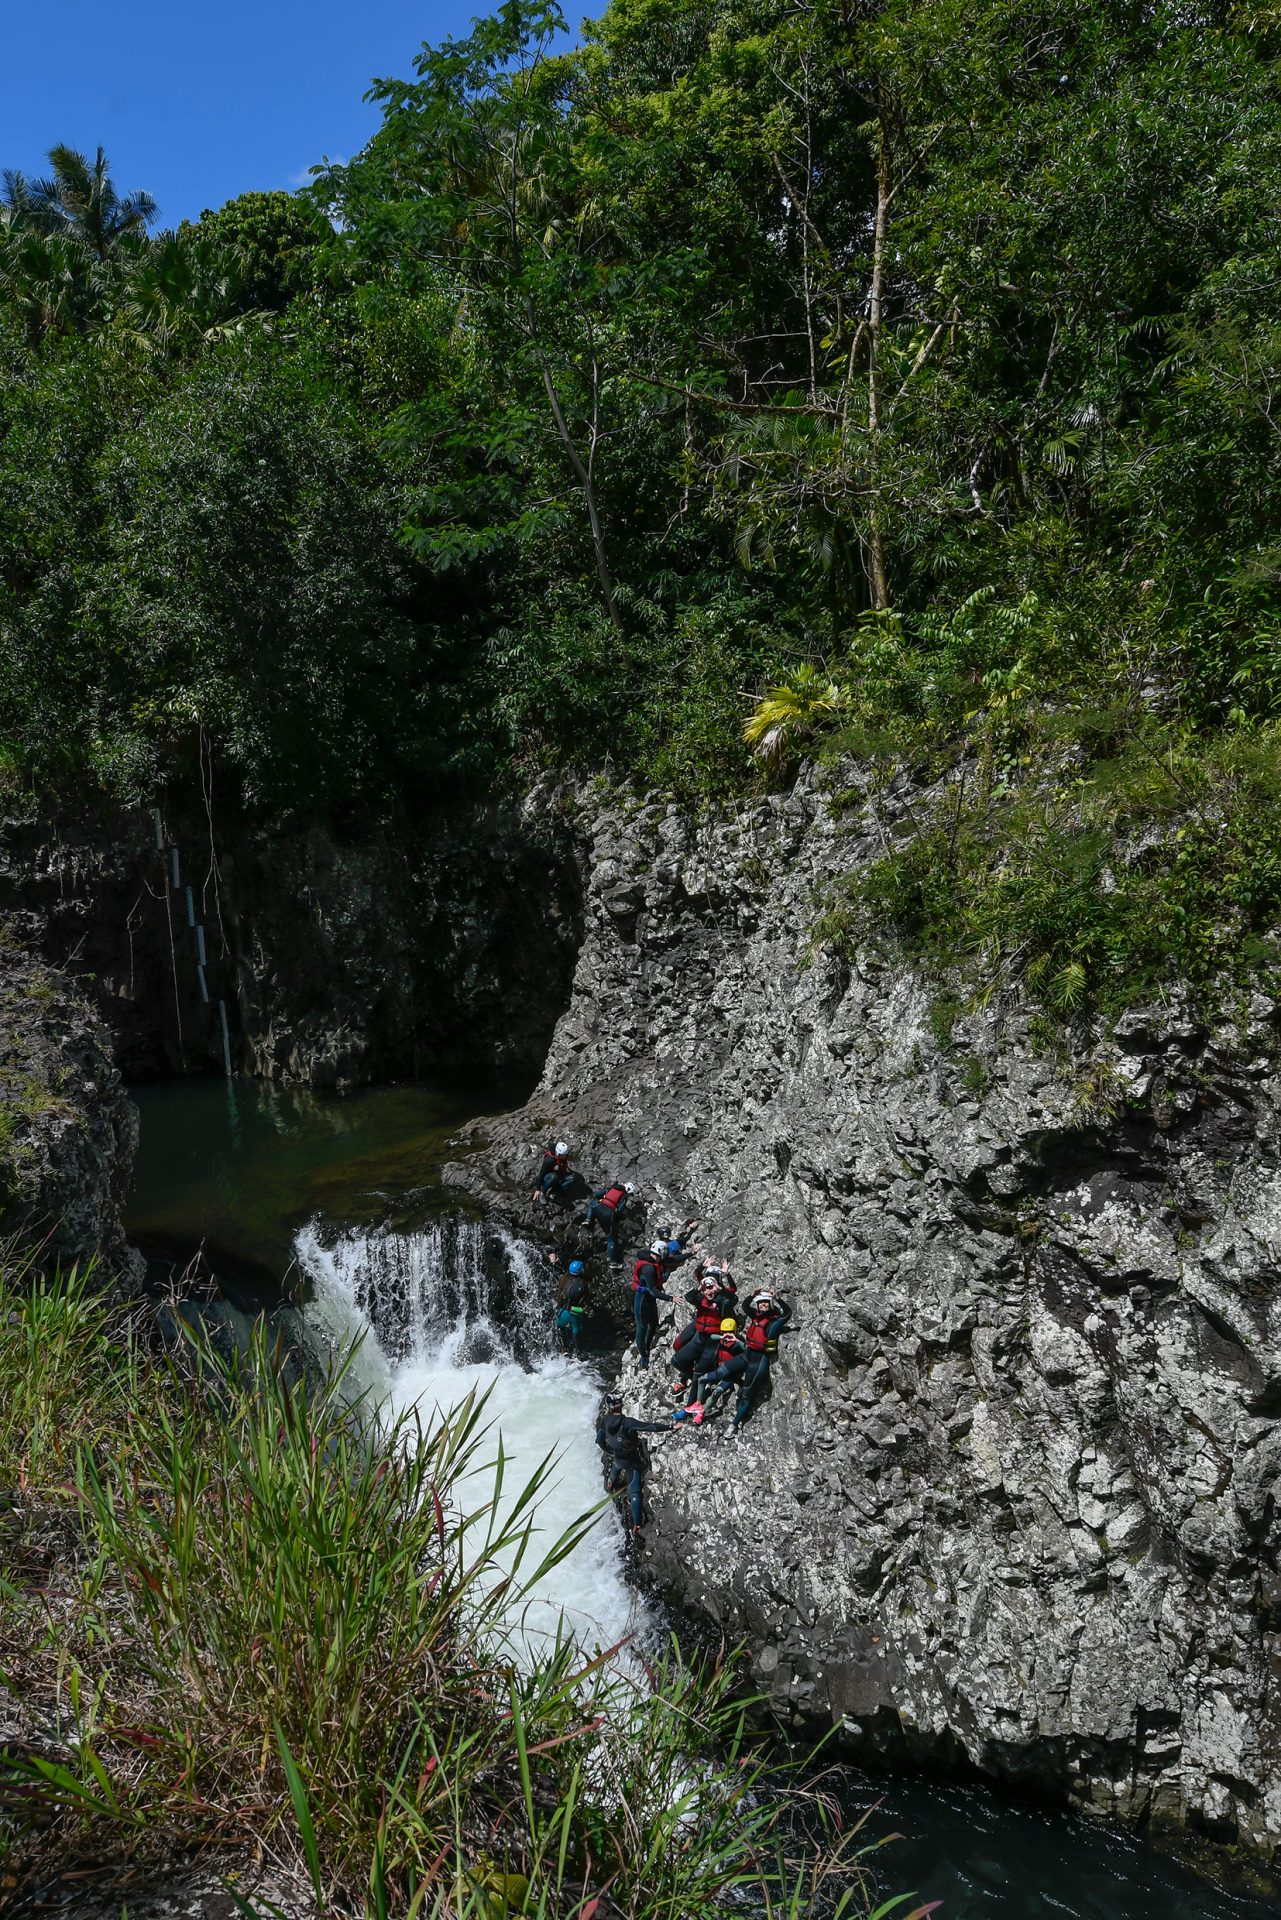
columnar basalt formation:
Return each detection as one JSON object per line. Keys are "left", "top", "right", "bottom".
{"left": 450, "top": 772, "right": 1281, "bottom": 1857}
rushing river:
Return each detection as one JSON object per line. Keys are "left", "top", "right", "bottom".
{"left": 125, "top": 1075, "right": 1280, "bottom": 1920}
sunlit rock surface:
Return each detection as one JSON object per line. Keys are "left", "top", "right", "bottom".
{"left": 453, "top": 770, "right": 1281, "bottom": 1858}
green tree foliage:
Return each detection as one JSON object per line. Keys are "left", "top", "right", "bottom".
{"left": 3, "top": 143, "right": 157, "bottom": 257}
{"left": 1, "top": 2, "right": 1280, "bottom": 1009}
{"left": 183, "top": 188, "right": 329, "bottom": 309}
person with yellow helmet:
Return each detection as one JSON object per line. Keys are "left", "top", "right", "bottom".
{"left": 696, "top": 1317, "right": 749, "bottom": 1415}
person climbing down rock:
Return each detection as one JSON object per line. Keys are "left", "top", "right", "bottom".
{"left": 631, "top": 1239, "right": 670, "bottom": 1369}
{"left": 733, "top": 1291, "right": 794, "bottom": 1431}
{"left": 596, "top": 1392, "right": 673, "bottom": 1530}
{"left": 534, "top": 1140, "right": 574, "bottom": 1204}
{"left": 556, "top": 1258, "right": 590, "bottom": 1355}
{"left": 583, "top": 1180, "right": 636, "bottom": 1264}
{"left": 698, "top": 1318, "right": 748, "bottom": 1414}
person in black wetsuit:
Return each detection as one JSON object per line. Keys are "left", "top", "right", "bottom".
{"left": 630, "top": 1239, "right": 671, "bottom": 1369}
{"left": 733, "top": 1290, "right": 794, "bottom": 1431}
{"left": 583, "top": 1180, "right": 636, "bottom": 1265}
{"left": 595, "top": 1394, "right": 672, "bottom": 1529}
{"left": 555, "top": 1258, "right": 590, "bottom": 1355}
{"left": 697, "top": 1319, "right": 748, "bottom": 1412}
{"left": 534, "top": 1140, "right": 574, "bottom": 1204}
{"left": 670, "top": 1266, "right": 735, "bottom": 1399}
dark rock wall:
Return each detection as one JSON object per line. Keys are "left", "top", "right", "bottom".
{"left": 0, "top": 936, "right": 141, "bottom": 1282}
{"left": 0, "top": 790, "right": 584, "bottom": 1091}
{"left": 451, "top": 772, "right": 1281, "bottom": 1857}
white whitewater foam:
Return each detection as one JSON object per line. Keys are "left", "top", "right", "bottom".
{"left": 295, "top": 1217, "right": 648, "bottom": 1663}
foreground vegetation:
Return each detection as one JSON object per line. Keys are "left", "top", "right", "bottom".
{"left": 0, "top": 1264, "right": 923, "bottom": 1918}
{"left": 2, "top": 0, "right": 1280, "bottom": 1017}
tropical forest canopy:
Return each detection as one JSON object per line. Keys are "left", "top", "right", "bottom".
{"left": 2, "top": 0, "right": 1281, "bottom": 1015}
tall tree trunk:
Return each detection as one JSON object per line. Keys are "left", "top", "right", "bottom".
{"left": 538, "top": 359, "right": 624, "bottom": 637}
{"left": 866, "top": 112, "right": 891, "bottom": 612}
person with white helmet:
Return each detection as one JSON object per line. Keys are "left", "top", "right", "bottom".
{"left": 732, "top": 1290, "right": 795, "bottom": 1431}
{"left": 533, "top": 1138, "right": 574, "bottom": 1205}
{"left": 630, "top": 1238, "right": 671, "bottom": 1369}
{"left": 670, "top": 1262, "right": 738, "bottom": 1401}
{"left": 629, "top": 1219, "right": 701, "bottom": 1368}
{"left": 582, "top": 1177, "right": 638, "bottom": 1265}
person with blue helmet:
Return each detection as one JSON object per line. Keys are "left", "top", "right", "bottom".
{"left": 556, "top": 1256, "right": 590, "bottom": 1355}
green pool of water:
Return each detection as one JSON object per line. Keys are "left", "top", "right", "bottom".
{"left": 124, "top": 1071, "right": 528, "bottom": 1282}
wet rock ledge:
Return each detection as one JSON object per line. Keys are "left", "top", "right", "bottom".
{"left": 450, "top": 770, "right": 1281, "bottom": 1863}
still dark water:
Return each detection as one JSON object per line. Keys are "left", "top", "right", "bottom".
{"left": 126, "top": 1076, "right": 1281, "bottom": 1920}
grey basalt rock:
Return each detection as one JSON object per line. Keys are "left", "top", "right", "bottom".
{"left": 451, "top": 772, "right": 1281, "bottom": 1859}
{"left": 0, "top": 790, "right": 584, "bottom": 1091}
{"left": 0, "top": 933, "right": 142, "bottom": 1284}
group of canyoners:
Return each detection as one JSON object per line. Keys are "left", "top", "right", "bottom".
{"left": 533, "top": 1140, "right": 795, "bottom": 1531}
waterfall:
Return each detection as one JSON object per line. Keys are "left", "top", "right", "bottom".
{"left": 294, "top": 1213, "right": 651, "bottom": 1663}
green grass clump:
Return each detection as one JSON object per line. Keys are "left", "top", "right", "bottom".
{"left": 817, "top": 727, "right": 1281, "bottom": 1027}
{"left": 0, "top": 1265, "right": 928, "bottom": 1920}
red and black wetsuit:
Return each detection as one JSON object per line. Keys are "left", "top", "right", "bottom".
{"left": 631, "top": 1256, "right": 667, "bottom": 1368}
{"left": 733, "top": 1296, "right": 794, "bottom": 1429}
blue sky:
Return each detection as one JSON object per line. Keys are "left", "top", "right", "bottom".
{"left": 1, "top": 2, "right": 568, "bottom": 228}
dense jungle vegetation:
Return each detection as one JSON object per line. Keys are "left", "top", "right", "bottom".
{"left": 3, "top": 0, "right": 1281, "bottom": 1015}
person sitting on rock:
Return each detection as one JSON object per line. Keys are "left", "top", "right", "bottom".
{"left": 697, "top": 1319, "right": 749, "bottom": 1414}
{"left": 733, "top": 1290, "right": 795, "bottom": 1431}
{"left": 534, "top": 1140, "right": 574, "bottom": 1205}
{"left": 596, "top": 1392, "right": 673, "bottom": 1531}
{"left": 692, "top": 1254, "right": 737, "bottom": 1303}
{"left": 670, "top": 1268, "right": 734, "bottom": 1397}
{"left": 556, "top": 1258, "right": 590, "bottom": 1356}
{"left": 583, "top": 1180, "right": 636, "bottom": 1265}
{"left": 674, "top": 1263, "right": 737, "bottom": 1348}
{"left": 631, "top": 1239, "right": 671, "bottom": 1370}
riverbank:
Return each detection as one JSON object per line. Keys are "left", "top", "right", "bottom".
{"left": 3, "top": 773, "right": 1281, "bottom": 1889}
{"left": 123, "top": 1074, "right": 1281, "bottom": 1917}
{"left": 0, "top": 929, "right": 140, "bottom": 1285}
{"left": 0, "top": 1257, "right": 882, "bottom": 1919}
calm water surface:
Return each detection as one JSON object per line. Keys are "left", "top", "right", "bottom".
{"left": 125, "top": 1071, "right": 525, "bottom": 1277}
{"left": 126, "top": 1075, "right": 1281, "bottom": 1920}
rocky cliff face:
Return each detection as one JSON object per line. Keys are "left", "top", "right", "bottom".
{"left": 0, "top": 792, "right": 583, "bottom": 1090}
{"left": 0, "top": 930, "right": 141, "bottom": 1283}
{"left": 451, "top": 772, "right": 1281, "bottom": 1860}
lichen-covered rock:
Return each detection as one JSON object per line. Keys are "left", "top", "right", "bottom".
{"left": 451, "top": 771, "right": 1281, "bottom": 1859}
{"left": 0, "top": 928, "right": 141, "bottom": 1282}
